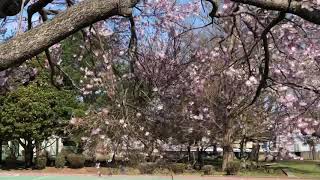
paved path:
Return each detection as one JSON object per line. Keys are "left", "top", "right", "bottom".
{"left": 0, "top": 175, "right": 315, "bottom": 180}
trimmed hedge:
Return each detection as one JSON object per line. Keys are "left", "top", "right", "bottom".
{"left": 202, "top": 165, "right": 215, "bottom": 175}
{"left": 55, "top": 153, "right": 66, "bottom": 168}
{"left": 226, "top": 161, "right": 240, "bottom": 175}
{"left": 35, "top": 156, "right": 47, "bottom": 169}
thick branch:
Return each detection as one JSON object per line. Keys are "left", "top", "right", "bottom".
{"left": 232, "top": 0, "right": 320, "bottom": 25}
{"left": 249, "top": 12, "right": 286, "bottom": 105}
{"left": 128, "top": 16, "right": 137, "bottom": 74}
{"left": 0, "top": 0, "right": 138, "bottom": 71}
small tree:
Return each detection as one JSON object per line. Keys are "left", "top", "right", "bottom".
{"left": 0, "top": 81, "right": 84, "bottom": 167}
{"left": 0, "top": 95, "right": 12, "bottom": 165}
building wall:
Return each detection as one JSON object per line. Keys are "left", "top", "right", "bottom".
{"left": 1, "top": 138, "right": 64, "bottom": 161}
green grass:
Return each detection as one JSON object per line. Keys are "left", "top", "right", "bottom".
{"left": 203, "top": 159, "right": 320, "bottom": 177}
{"left": 271, "top": 160, "right": 320, "bottom": 178}
{"left": 202, "top": 158, "right": 285, "bottom": 177}
{"left": 239, "top": 169, "right": 285, "bottom": 177}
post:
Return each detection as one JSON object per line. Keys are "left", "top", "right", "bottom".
{"left": 56, "top": 138, "right": 59, "bottom": 156}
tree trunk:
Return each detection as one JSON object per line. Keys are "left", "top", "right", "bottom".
{"left": 24, "top": 140, "right": 34, "bottom": 168}
{"left": 222, "top": 145, "right": 233, "bottom": 171}
{"left": 187, "top": 146, "right": 191, "bottom": 162}
{"left": 239, "top": 137, "right": 247, "bottom": 159}
{"left": 55, "top": 138, "right": 59, "bottom": 156}
{"left": 222, "top": 120, "right": 234, "bottom": 171}
{"left": 0, "top": 139, "right": 2, "bottom": 165}
{"left": 213, "top": 144, "right": 218, "bottom": 156}
{"left": 311, "top": 145, "right": 316, "bottom": 160}
{"left": 250, "top": 141, "right": 260, "bottom": 162}
{"left": 24, "top": 148, "right": 29, "bottom": 167}
{"left": 197, "top": 147, "right": 204, "bottom": 168}
{"left": 196, "top": 147, "right": 200, "bottom": 163}
{"left": 147, "top": 144, "right": 155, "bottom": 162}
{"left": 35, "top": 140, "right": 40, "bottom": 158}
{"left": 111, "top": 152, "right": 116, "bottom": 164}
{"left": 29, "top": 143, "right": 34, "bottom": 167}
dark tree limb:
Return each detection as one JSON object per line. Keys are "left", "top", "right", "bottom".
{"left": 27, "top": 0, "right": 53, "bottom": 29}
{"left": 231, "top": 0, "right": 320, "bottom": 25}
{"left": 128, "top": 16, "right": 137, "bottom": 74}
{"left": 249, "top": 11, "right": 286, "bottom": 105}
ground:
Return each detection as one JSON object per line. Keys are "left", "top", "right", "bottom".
{"left": 0, "top": 175, "right": 315, "bottom": 180}
{"left": 1, "top": 167, "right": 285, "bottom": 177}
{"left": 0, "top": 160, "right": 319, "bottom": 180}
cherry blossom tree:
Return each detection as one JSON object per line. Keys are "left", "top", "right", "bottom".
{"left": 0, "top": 0, "right": 319, "bottom": 171}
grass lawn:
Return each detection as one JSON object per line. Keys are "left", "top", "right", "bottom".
{"left": 239, "top": 169, "right": 285, "bottom": 177}
{"left": 271, "top": 160, "right": 320, "bottom": 178}
{"left": 204, "top": 158, "right": 285, "bottom": 177}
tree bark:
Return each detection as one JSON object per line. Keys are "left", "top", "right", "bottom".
{"left": 222, "top": 145, "right": 233, "bottom": 171}
{"left": 23, "top": 139, "right": 34, "bottom": 168}
{"left": 249, "top": 141, "right": 260, "bottom": 162}
{"left": 197, "top": 147, "right": 204, "bottom": 167}
{"left": 0, "top": 0, "right": 139, "bottom": 71}
{"left": 24, "top": 146, "right": 29, "bottom": 167}
{"left": 28, "top": 142, "right": 34, "bottom": 167}
{"left": 222, "top": 126, "right": 234, "bottom": 171}
{"left": 240, "top": 137, "right": 246, "bottom": 160}
{"left": 35, "top": 140, "right": 40, "bottom": 158}
{"left": 187, "top": 145, "right": 191, "bottom": 162}
{"left": 55, "top": 138, "right": 59, "bottom": 156}
{"left": 239, "top": 138, "right": 244, "bottom": 159}
{"left": 311, "top": 145, "right": 316, "bottom": 160}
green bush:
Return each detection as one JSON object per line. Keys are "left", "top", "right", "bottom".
{"left": 138, "top": 162, "right": 157, "bottom": 174}
{"left": 203, "top": 165, "right": 215, "bottom": 175}
{"left": 60, "top": 148, "right": 74, "bottom": 157}
{"left": 169, "top": 163, "right": 187, "bottom": 174}
{"left": 5, "top": 154, "right": 18, "bottom": 168}
{"left": 153, "top": 167, "right": 171, "bottom": 175}
{"left": 127, "top": 153, "right": 146, "bottom": 166}
{"left": 226, "top": 161, "right": 240, "bottom": 175}
{"left": 67, "top": 153, "right": 85, "bottom": 168}
{"left": 55, "top": 153, "right": 66, "bottom": 168}
{"left": 35, "top": 156, "right": 47, "bottom": 169}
